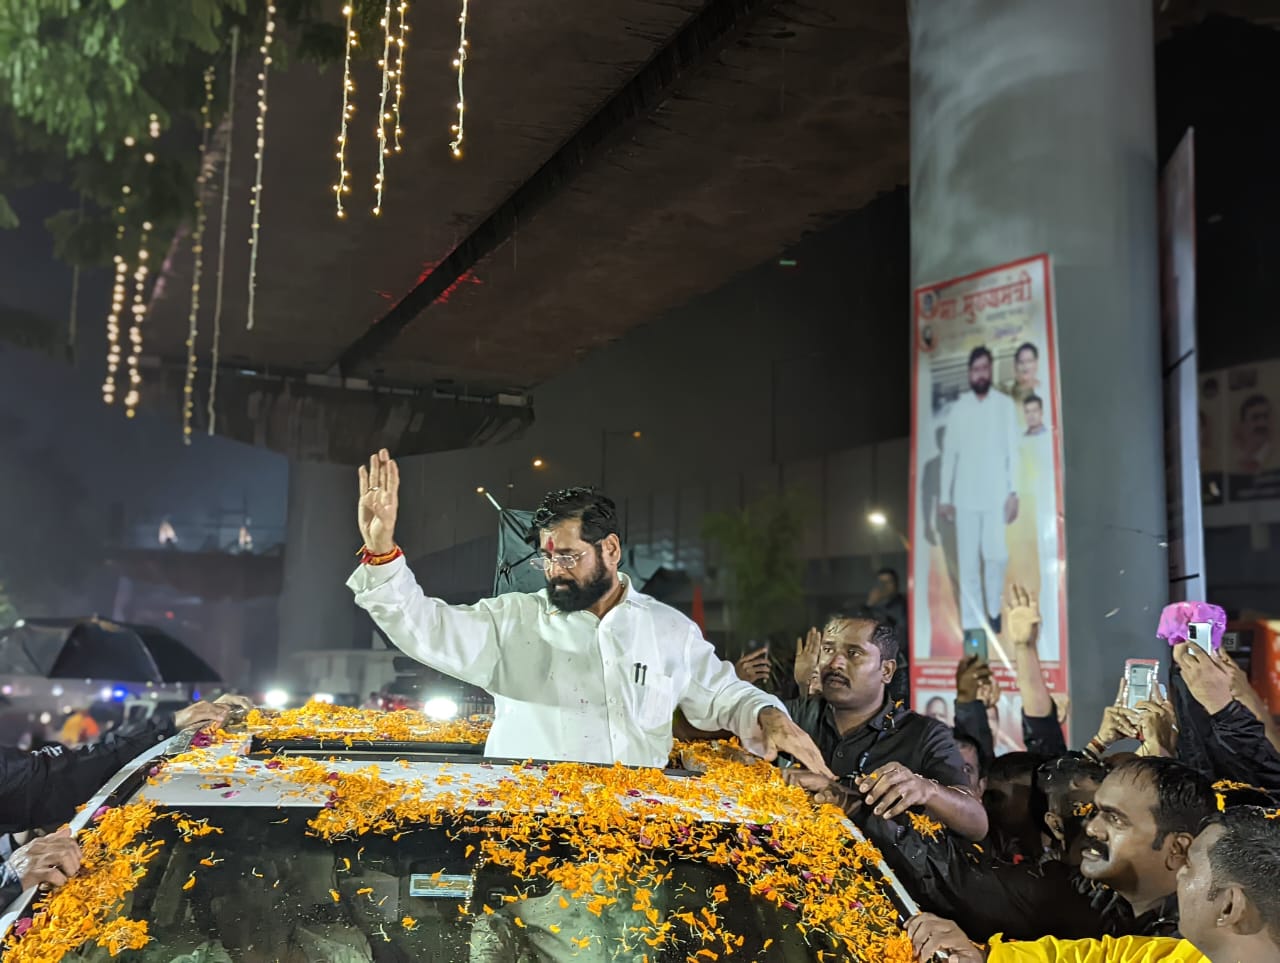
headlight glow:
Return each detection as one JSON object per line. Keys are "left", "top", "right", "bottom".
{"left": 423, "top": 696, "right": 458, "bottom": 721}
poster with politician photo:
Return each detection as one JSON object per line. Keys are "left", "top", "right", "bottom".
{"left": 1200, "top": 360, "right": 1280, "bottom": 506}
{"left": 909, "top": 254, "right": 1068, "bottom": 753}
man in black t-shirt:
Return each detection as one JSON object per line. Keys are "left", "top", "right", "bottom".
{"left": 783, "top": 615, "right": 988, "bottom": 841}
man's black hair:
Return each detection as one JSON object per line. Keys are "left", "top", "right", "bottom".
{"left": 987, "top": 751, "right": 1051, "bottom": 787}
{"left": 953, "top": 732, "right": 990, "bottom": 779}
{"left": 1203, "top": 806, "right": 1280, "bottom": 942}
{"left": 1037, "top": 753, "right": 1107, "bottom": 804}
{"left": 531, "top": 488, "right": 619, "bottom": 544}
{"left": 968, "top": 345, "right": 993, "bottom": 370}
{"left": 1241, "top": 394, "right": 1271, "bottom": 422}
{"left": 1023, "top": 393, "right": 1043, "bottom": 409}
{"left": 1111, "top": 756, "right": 1215, "bottom": 849}
{"left": 822, "top": 613, "right": 899, "bottom": 664}
{"left": 1032, "top": 753, "right": 1106, "bottom": 831}
{"left": 1015, "top": 341, "right": 1039, "bottom": 361}
{"left": 876, "top": 567, "right": 899, "bottom": 590}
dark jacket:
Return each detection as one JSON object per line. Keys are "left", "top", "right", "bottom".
{"left": 952, "top": 697, "right": 1067, "bottom": 766}
{"left": 855, "top": 811, "right": 1179, "bottom": 942}
{"left": 0, "top": 713, "right": 177, "bottom": 835}
{"left": 0, "top": 714, "right": 177, "bottom": 908}
{"left": 1171, "top": 665, "right": 1280, "bottom": 791}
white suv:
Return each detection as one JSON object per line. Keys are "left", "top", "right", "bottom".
{"left": 1, "top": 709, "right": 918, "bottom": 962}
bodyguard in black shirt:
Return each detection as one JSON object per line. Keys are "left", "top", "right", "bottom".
{"left": 783, "top": 616, "right": 988, "bottom": 841}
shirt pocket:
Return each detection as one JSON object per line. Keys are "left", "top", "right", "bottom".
{"left": 636, "top": 671, "right": 675, "bottom": 730}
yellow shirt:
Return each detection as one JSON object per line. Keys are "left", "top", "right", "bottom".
{"left": 989, "top": 935, "right": 1205, "bottom": 963}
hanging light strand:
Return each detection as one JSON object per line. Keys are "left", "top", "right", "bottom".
{"left": 390, "top": 1, "right": 410, "bottom": 153}
{"left": 123, "top": 113, "right": 161, "bottom": 419}
{"left": 373, "top": 0, "right": 395, "bottom": 215}
{"left": 208, "top": 25, "right": 239, "bottom": 436}
{"left": 449, "top": 0, "right": 469, "bottom": 158}
{"left": 246, "top": 2, "right": 276, "bottom": 331}
{"left": 102, "top": 130, "right": 141, "bottom": 406}
{"left": 103, "top": 235, "right": 129, "bottom": 406}
{"left": 334, "top": 4, "right": 357, "bottom": 217}
{"left": 183, "top": 67, "right": 216, "bottom": 445}
{"left": 122, "top": 217, "right": 152, "bottom": 418}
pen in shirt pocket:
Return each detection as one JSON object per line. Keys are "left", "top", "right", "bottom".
{"left": 632, "top": 663, "right": 648, "bottom": 685}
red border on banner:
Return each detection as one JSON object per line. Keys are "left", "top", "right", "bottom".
{"left": 907, "top": 254, "right": 1071, "bottom": 743}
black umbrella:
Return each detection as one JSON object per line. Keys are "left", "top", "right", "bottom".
{"left": 0, "top": 617, "right": 220, "bottom": 683}
{"left": 492, "top": 509, "right": 664, "bottom": 596}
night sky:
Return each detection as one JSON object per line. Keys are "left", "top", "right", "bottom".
{"left": 0, "top": 186, "right": 288, "bottom": 545}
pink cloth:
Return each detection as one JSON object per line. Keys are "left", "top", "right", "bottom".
{"left": 1157, "top": 601, "right": 1227, "bottom": 650}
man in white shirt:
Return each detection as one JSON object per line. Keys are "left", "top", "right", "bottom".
{"left": 348, "top": 449, "right": 833, "bottom": 775}
{"left": 939, "top": 346, "right": 1020, "bottom": 632}
{"left": 1021, "top": 394, "right": 1061, "bottom": 662}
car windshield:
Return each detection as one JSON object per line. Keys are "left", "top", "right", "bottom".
{"left": 52, "top": 805, "right": 867, "bottom": 963}
{"left": 8, "top": 724, "right": 913, "bottom": 962}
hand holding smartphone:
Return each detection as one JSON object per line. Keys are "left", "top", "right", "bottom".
{"left": 1123, "top": 659, "right": 1160, "bottom": 710}
{"left": 962, "top": 629, "right": 988, "bottom": 665}
{"left": 1188, "top": 621, "right": 1214, "bottom": 653}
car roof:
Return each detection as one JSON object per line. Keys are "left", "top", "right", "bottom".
{"left": 138, "top": 729, "right": 748, "bottom": 824}
{"left": 1, "top": 706, "right": 924, "bottom": 960}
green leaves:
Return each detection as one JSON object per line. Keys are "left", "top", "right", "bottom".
{"left": 0, "top": 0, "right": 371, "bottom": 268}
{"left": 703, "top": 494, "right": 810, "bottom": 650}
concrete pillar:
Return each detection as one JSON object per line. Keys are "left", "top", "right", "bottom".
{"left": 277, "top": 459, "right": 362, "bottom": 680}
{"left": 910, "top": 1, "right": 1165, "bottom": 741}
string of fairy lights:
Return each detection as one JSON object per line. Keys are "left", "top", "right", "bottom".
{"left": 101, "top": 3, "right": 482, "bottom": 434}
{"left": 334, "top": 3, "right": 357, "bottom": 218}
{"left": 207, "top": 25, "right": 239, "bottom": 437}
{"left": 332, "top": 0, "right": 474, "bottom": 217}
{"left": 121, "top": 114, "right": 161, "bottom": 419}
{"left": 390, "top": 0, "right": 409, "bottom": 153}
{"left": 246, "top": 1, "right": 276, "bottom": 330}
{"left": 450, "top": 0, "right": 469, "bottom": 158}
{"left": 182, "top": 67, "right": 216, "bottom": 445}
{"left": 101, "top": 229, "right": 129, "bottom": 405}
{"left": 372, "top": 0, "right": 395, "bottom": 216}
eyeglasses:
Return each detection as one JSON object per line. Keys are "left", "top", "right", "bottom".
{"left": 528, "top": 550, "right": 590, "bottom": 572}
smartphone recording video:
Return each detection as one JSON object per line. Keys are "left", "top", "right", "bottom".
{"left": 962, "top": 629, "right": 988, "bottom": 665}
{"left": 1124, "top": 659, "right": 1160, "bottom": 710}
{"left": 1188, "top": 621, "right": 1214, "bottom": 653}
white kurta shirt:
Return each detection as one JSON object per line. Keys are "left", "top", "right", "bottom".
{"left": 942, "top": 388, "right": 1021, "bottom": 512}
{"left": 348, "top": 558, "right": 784, "bottom": 767}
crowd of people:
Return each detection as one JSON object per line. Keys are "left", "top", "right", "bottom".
{"left": 770, "top": 593, "right": 1280, "bottom": 962}
{"left": 3, "top": 447, "right": 1275, "bottom": 963}
{"left": 350, "top": 449, "right": 1280, "bottom": 963}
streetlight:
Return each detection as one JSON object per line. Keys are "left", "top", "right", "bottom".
{"left": 532, "top": 457, "right": 545, "bottom": 469}
{"left": 867, "top": 509, "right": 909, "bottom": 552}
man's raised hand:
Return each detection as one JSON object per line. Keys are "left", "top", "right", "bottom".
{"left": 794, "top": 627, "right": 823, "bottom": 691}
{"left": 735, "top": 647, "right": 772, "bottom": 685}
{"left": 358, "top": 448, "right": 400, "bottom": 554}
{"left": 1004, "top": 583, "right": 1041, "bottom": 650}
